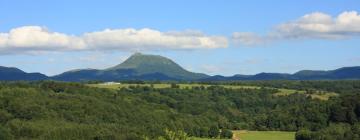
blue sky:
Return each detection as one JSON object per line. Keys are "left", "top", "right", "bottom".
{"left": 0, "top": 0, "right": 359, "bottom": 76}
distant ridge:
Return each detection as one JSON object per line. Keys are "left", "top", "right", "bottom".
{"left": 0, "top": 66, "right": 48, "bottom": 81}
{"left": 1, "top": 53, "right": 360, "bottom": 81}
{"left": 201, "top": 66, "right": 360, "bottom": 81}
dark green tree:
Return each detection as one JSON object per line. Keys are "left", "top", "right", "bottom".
{"left": 295, "top": 129, "right": 312, "bottom": 140}
{"left": 208, "top": 125, "right": 219, "bottom": 138}
{"left": 220, "top": 129, "right": 233, "bottom": 139}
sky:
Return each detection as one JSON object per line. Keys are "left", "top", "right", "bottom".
{"left": 0, "top": 0, "right": 359, "bottom": 76}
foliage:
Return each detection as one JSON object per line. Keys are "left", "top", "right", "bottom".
{"left": 220, "top": 129, "right": 232, "bottom": 139}
{"left": 0, "top": 80, "right": 359, "bottom": 139}
{"left": 295, "top": 93, "right": 360, "bottom": 140}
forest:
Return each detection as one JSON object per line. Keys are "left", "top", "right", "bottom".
{"left": 0, "top": 80, "right": 359, "bottom": 140}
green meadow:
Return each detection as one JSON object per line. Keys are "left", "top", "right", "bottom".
{"left": 191, "top": 131, "right": 295, "bottom": 140}
{"left": 88, "top": 83, "right": 337, "bottom": 100}
{"left": 233, "top": 131, "right": 295, "bottom": 140}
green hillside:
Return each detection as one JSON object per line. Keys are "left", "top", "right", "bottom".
{"left": 107, "top": 53, "right": 209, "bottom": 80}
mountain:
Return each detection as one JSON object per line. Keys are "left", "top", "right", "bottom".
{"left": 53, "top": 53, "right": 209, "bottom": 81}
{"left": 1, "top": 53, "right": 360, "bottom": 81}
{"left": 201, "top": 66, "right": 360, "bottom": 81}
{"left": 250, "top": 73, "right": 292, "bottom": 80}
{"left": 108, "top": 53, "right": 208, "bottom": 80}
{"left": 293, "top": 66, "right": 360, "bottom": 80}
{"left": 328, "top": 66, "right": 360, "bottom": 79}
{"left": 0, "top": 66, "right": 48, "bottom": 81}
{"left": 201, "top": 74, "right": 253, "bottom": 81}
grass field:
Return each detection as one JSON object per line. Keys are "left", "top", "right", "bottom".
{"left": 273, "top": 88, "right": 338, "bottom": 100}
{"left": 87, "top": 83, "right": 279, "bottom": 90}
{"left": 191, "top": 131, "right": 295, "bottom": 140}
{"left": 87, "top": 83, "right": 259, "bottom": 90}
{"left": 232, "top": 130, "right": 295, "bottom": 140}
{"left": 87, "top": 83, "right": 337, "bottom": 100}
{"left": 190, "top": 137, "right": 229, "bottom": 140}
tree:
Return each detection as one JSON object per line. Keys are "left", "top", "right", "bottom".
{"left": 161, "top": 129, "right": 189, "bottom": 140}
{"left": 208, "top": 126, "right": 219, "bottom": 138}
{"left": 295, "top": 129, "right": 312, "bottom": 140}
{"left": 199, "top": 127, "right": 209, "bottom": 137}
{"left": 0, "top": 126, "right": 13, "bottom": 140}
{"left": 220, "top": 129, "right": 233, "bottom": 139}
{"left": 170, "top": 83, "right": 179, "bottom": 88}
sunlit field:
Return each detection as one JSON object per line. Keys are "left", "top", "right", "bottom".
{"left": 88, "top": 83, "right": 337, "bottom": 100}
{"left": 233, "top": 130, "right": 295, "bottom": 140}
{"left": 191, "top": 130, "right": 295, "bottom": 140}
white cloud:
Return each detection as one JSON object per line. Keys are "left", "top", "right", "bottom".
{"left": 0, "top": 26, "right": 85, "bottom": 53}
{"left": 233, "top": 11, "right": 360, "bottom": 45}
{"left": 83, "top": 28, "right": 228, "bottom": 51}
{"left": 0, "top": 26, "right": 228, "bottom": 54}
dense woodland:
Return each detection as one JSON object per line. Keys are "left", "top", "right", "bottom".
{"left": 0, "top": 80, "right": 359, "bottom": 140}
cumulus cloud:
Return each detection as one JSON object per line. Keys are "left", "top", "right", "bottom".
{"left": 0, "top": 26, "right": 228, "bottom": 54}
{"left": 232, "top": 11, "right": 360, "bottom": 45}
{"left": 83, "top": 28, "right": 227, "bottom": 50}
{"left": 0, "top": 26, "right": 85, "bottom": 53}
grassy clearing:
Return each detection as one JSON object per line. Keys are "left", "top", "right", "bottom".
{"left": 274, "top": 88, "right": 338, "bottom": 100}
{"left": 87, "top": 83, "right": 170, "bottom": 89}
{"left": 307, "top": 92, "right": 338, "bottom": 100}
{"left": 87, "top": 83, "right": 337, "bottom": 100}
{"left": 88, "top": 83, "right": 262, "bottom": 90}
{"left": 232, "top": 130, "right": 295, "bottom": 140}
{"left": 190, "top": 137, "right": 229, "bottom": 140}
{"left": 191, "top": 131, "right": 295, "bottom": 140}
{"left": 275, "top": 88, "right": 305, "bottom": 95}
